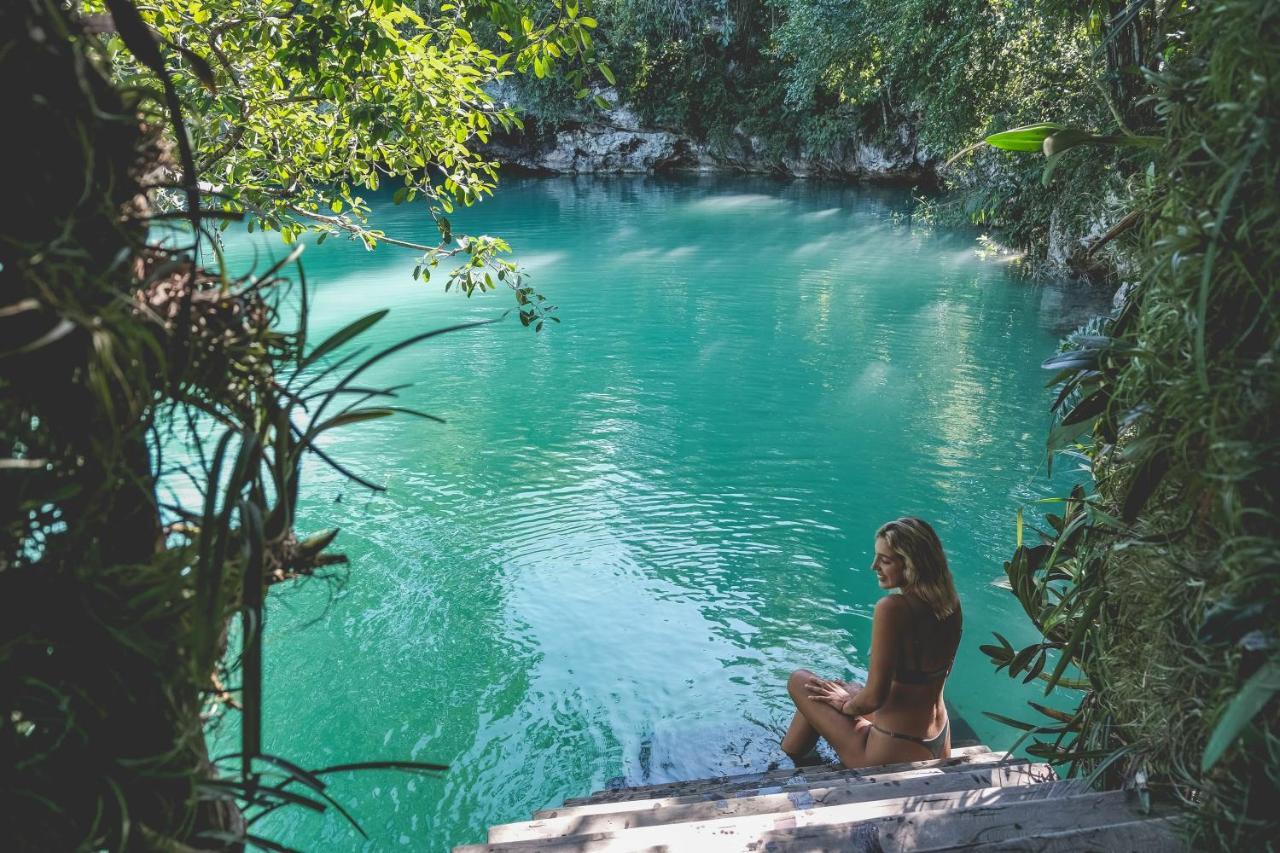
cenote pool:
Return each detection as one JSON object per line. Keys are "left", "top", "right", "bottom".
{"left": 202, "top": 175, "right": 1108, "bottom": 850}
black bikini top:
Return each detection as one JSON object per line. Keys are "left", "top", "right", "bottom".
{"left": 894, "top": 595, "right": 961, "bottom": 684}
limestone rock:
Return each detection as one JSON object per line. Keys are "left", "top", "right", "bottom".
{"left": 481, "top": 104, "right": 932, "bottom": 182}
{"left": 484, "top": 120, "right": 695, "bottom": 174}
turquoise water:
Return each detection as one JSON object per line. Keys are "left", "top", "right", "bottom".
{"left": 203, "top": 176, "right": 1105, "bottom": 850}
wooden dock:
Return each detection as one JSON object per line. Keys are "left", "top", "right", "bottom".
{"left": 455, "top": 743, "right": 1185, "bottom": 851}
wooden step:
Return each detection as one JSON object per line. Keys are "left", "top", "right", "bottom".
{"left": 453, "top": 780, "right": 1089, "bottom": 852}
{"left": 565, "top": 745, "right": 991, "bottom": 806}
{"left": 952, "top": 815, "right": 1185, "bottom": 851}
{"left": 735, "top": 794, "right": 1175, "bottom": 853}
{"left": 572, "top": 744, "right": 989, "bottom": 803}
{"left": 535, "top": 742, "right": 1013, "bottom": 819}
{"left": 491, "top": 762, "right": 1057, "bottom": 843}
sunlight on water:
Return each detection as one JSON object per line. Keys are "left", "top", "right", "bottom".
{"left": 202, "top": 175, "right": 1109, "bottom": 851}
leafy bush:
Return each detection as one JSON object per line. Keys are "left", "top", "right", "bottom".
{"left": 978, "top": 2, "right": 1279, "bottom": 848}
{"left": 1, "top": 0, "right": 585, "bottom": 846}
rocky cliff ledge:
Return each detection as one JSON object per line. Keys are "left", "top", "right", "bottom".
{"left": 483, "top": 96, "right": 1118, "bottom": 282}
{"left": 483, "top": 99, "right": 934, "bottom": 184}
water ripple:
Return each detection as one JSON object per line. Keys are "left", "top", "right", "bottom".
{"left": 204, "top": 175, "right": 1110, "bottom": 852}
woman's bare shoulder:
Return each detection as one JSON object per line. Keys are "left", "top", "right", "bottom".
{"left": 874, "top": 595, "right": 910, "bottom": 619}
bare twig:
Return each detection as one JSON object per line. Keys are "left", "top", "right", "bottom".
{"left": 1086, "top": 207, "right": 1144, "bottom": 258}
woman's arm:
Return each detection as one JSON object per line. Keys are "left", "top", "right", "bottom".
{"left": 839, "top": 596, "right": 904, "bottom": 717}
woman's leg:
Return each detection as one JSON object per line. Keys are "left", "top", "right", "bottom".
{"left": 781, "top": 669, "right": 874, "bottom": 767}
{"left": 781, "top": 714, "right": 820, "bottom": 761}
{"left": 781, "top": 670, "right": 821, "bottom": 758}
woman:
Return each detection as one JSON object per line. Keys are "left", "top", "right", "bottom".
{"left": 781, "top": 517, "right": 962, "bottom": 768}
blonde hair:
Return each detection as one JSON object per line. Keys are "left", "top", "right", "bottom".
{"left": 876, "top": 517, "right": 960, "bottom": 620}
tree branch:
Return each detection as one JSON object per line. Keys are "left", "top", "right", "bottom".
{"left": 286, "top": 206, "right": 447, "bottom": 252}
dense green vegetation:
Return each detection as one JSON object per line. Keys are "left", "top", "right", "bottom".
{"left": 978, "top": 3, "right": 1279, "bottom": 849}
{"left": 505, "top": 0, "right": 1153, "bottom": 265}
{"left": 1, "top": 0, "right": 590, "bottom": 848}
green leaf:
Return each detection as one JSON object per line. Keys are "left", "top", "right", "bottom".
{"left": 1042, "top": 128, "right": 1096, "bottom": 157}
{"left": 1121, "top": 446, "right": 1171, "bottom": 522}
{"left": 597, "top": 62, "right": 616, "bottom": 86}
{"left": 1042, "top": 348, "right": 1103, "bottom": 372}
{"left": 1061, "top": 389, "right": 1109, "bottom": 426}
{"left": 1026, "top": 741, "right": 1070, "bottom": 760}
{"left": 982, "top": 711, "right": 1038, "bottom": 731}
{"left": 1009, "top": 644, "right": 1040, "bottom": 677}
{"left": 1044, "top": 588, "right": 1103, "bottom": 695}
{"left": 1199, "top": 599, "right": 1268, "bottom": 646}
{"left": 1027, "top": 701, "right": 1075, "bottom": 725}
{"left": 1023, "top": 650, "right": 1048, "bottom": 683}
{"left": 980, "top": 643, "right": 1014, "bottom": 665}
{"left": 1046, "top": 418, "right": 1088, "bottom": 457}
{"left": 1203, "top": 658, "right": 1280, "bottom": 772}
{"left": 300, "top": 310, "right": 389, "bottom": 369}
{"left": 296, "top": 528, "right": 340, "bottom": 557}
{"left": 311, "top": 407, "right": 399, "bottom": 435}
{"left": 984, "top": 123, "right": 1064, "bottom": 152}
{"left": 1041, "top": 151, "right": 1069, "bottom": 187}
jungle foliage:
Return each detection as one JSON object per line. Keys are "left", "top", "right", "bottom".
{"left": 502, "top": 0, "right": 1146, "bottom": 262}
{"left": 93, "top": 0, "right": 606, "bottom": 323}
{"left": 967, "top": 3, "right": 1279, "bottom": 850}
{"left": 0, "top": 0, "right": 590, "bottom": 849}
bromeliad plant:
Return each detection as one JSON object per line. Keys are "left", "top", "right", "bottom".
{"left": 980, "top": 123, "right": 1161, "bottom": 187}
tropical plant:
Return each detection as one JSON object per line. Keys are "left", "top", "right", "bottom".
{"left": 91, "top": 0, "right": 604, "bottom": 327}
{"left": 0, "top": 0, "right": 591, "bottom": 848}
{"left": 971, "top": 1, "right": 1279, "bottom": 848}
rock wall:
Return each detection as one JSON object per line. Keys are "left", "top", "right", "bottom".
{"left": 482, "top": 97, "right": 933, "bottom": 184}
{"left": 483, "top": 93, "right": 1118, "bottom": 282}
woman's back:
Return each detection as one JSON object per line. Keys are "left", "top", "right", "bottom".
{"left": 782, "top": 517, "right": 963, "bottom": 768}
{"left": 872, "top": 594, "right": 962, "bottom": 754}
{"left": 894, "top": 594, "right": 963, "bottom": 685}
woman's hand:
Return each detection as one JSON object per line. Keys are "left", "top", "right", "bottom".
{"left": 805, "top": 676, "right": 858, "bottom": 715}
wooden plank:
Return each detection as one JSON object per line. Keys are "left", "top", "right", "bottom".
{"left": 536, "top": 752, "right": 1024, "bottom": 821}
{"left": 454, "top": 782, "right": 1096, "bottom": 852}
{"left": 491, "top": 763, "right": 1058, "bottom": 842}
{"left": 732, "top": 808, "right": 1178, "bottom": 853}
{"left": 943, "top": 815, "right": 1186, "bottom": 851}
{"left": 565, "top": 745, "right": 992, "bottom": 806}
{"left": 572, "top": 745, "right": 990, "bottom": 803}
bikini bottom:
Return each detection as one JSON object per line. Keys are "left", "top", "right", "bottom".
{"left": 870, "top": 715, "right": 949, "bottom": 760}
